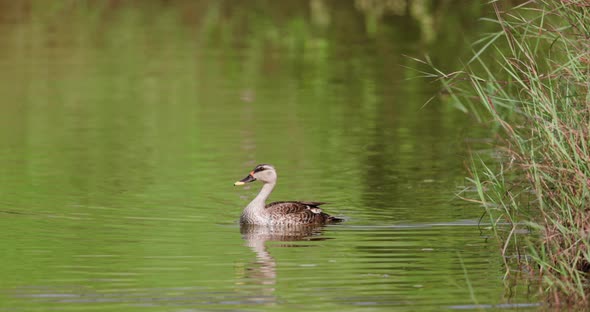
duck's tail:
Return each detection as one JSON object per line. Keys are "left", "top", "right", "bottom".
{"left": 327, "top": 215, "right": 345, "bottom": 223}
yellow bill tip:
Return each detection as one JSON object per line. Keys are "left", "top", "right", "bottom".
{"left": 234, "top": 181, "right": 245, "bottom": 186}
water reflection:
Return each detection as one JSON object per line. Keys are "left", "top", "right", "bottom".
{"left": 0, "top": 1, "right": 539, "bottom": 311}
{"left": 239, "top": 224, "right": 329, "bottom": 304}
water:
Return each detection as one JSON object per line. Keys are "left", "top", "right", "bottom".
{"left": 0, "top": 1, "right": 537, "bottom": 311}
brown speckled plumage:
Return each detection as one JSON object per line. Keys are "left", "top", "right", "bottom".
{"left": 234, "top": 165, "right": 343, "bottom": 225}
{"left": 265, "top": 201, "right": 340, "bottom": 225}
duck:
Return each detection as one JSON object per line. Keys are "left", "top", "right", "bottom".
{"left": 234, "top": 164, "right": 343, "bottom": 225}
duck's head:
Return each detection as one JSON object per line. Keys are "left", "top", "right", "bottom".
{"left": 234, "top": 164, "right": 277, "bottom": 185}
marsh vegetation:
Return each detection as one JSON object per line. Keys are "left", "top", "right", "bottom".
{"left": 430, "top": 0, "right": 590, "bottom": 306}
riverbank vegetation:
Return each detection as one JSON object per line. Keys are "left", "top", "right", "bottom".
{"left": 430, "top": 0, "right": 590, "bottom": 306}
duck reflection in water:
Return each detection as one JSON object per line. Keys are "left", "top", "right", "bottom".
{"left": 237, "top": 223, "right": 331, "bottom": 303}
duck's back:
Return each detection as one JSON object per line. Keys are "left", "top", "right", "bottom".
{"left": 265, "top": 201, "right": 341, "bottom": 225}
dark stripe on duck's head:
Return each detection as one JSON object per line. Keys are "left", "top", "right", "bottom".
{"left": 253, "top": 164, "right": 273, "bottom": 173}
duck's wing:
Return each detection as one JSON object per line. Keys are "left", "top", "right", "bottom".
{"left": 265, "top": 201, "right": 336, "bottom": 224}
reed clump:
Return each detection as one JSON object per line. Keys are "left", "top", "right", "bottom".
{"left": 430, "top": 0, "right": 590, "bottom": 306}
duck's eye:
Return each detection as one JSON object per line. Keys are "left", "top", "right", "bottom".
{"left": 254, "top": 167, "right": 266, "bottom": 173}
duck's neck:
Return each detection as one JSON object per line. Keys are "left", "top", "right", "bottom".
{"left": 242, "top": 182, "right": 275, "bottom": 222}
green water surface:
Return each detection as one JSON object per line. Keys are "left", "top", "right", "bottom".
{"left": 0, "top": 1, "right": 537, "bottom": 311}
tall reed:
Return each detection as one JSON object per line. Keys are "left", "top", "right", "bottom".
{"left": 429, "top": 0, "right": 590, "bottom": 305}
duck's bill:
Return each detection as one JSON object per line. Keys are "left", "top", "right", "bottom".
{"left": 234, "top": 173, "right": 256, "bottom": 186}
